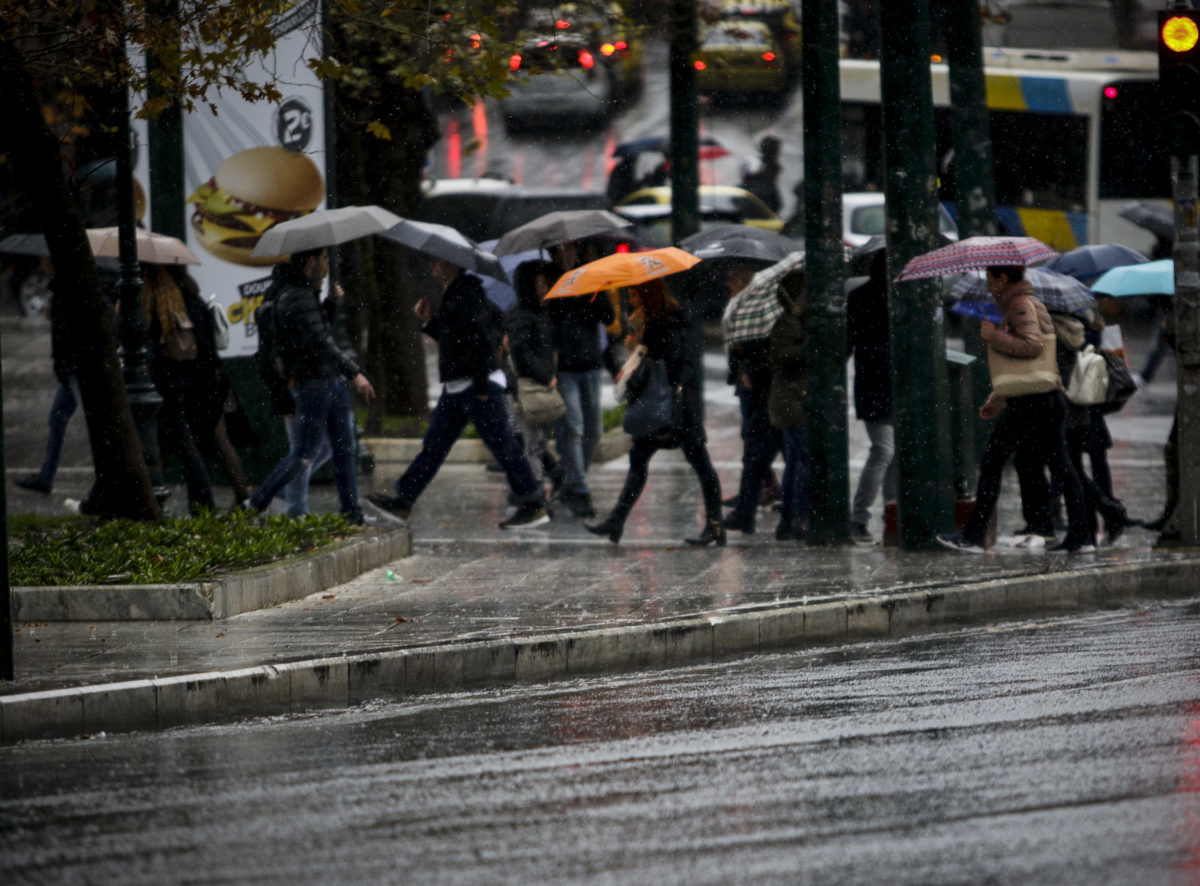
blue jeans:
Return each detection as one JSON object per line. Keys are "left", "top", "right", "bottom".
{"left": 282, "top": 406, "right": 355, "bottom": 517}
{"left": 555, "top": 369, "right": 603, "bottom": 498}
{"left": 37, "top": 376, "right": 80, "bottom": 486}
{"left": 780, "top": 425, "right": 810, "bottom": 520}
{"left": 393, "top": 382, "right": 541, "bottom": 508}
{"left": 729, "top": 383, "right": 782, "bottom": 522}
{"left": 250, "top": 378, "right": 360, "bottom": 519}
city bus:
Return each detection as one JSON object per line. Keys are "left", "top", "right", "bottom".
{"left": 838, "top": 48, "right": 1170, "bottom": 254}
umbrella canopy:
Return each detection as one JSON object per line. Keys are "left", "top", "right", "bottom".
{"left": 86, "top": 227, "right": 201, "bottom": 265}
{"left": 476, "top": 240, "right": 551, "bottom": 312}
{"left": 949, "top": 267, "right": 1097, "bottom": 315}
{"left": 546, "top": 247, "right": 700, "bottom": 298}
{"left": 612, "top": 135, "right": 730, "bottom": 160}
{"left": 1043, "top": 243, "right": 1148, "bottom": 283}
{"left": 678, "top": 224, "right": 798, "bottom": 265}
{"left": 950, "top": 298, "right": 1003, "bottom": 324}
{"left": 377, "top": 218, "right": 509, "bottom": 282}
{"left": 1090, "top": 258, "right": 1174, "bottom": 297}
{"left": 723, "top": 250, "right": 805, "bottom": 346}
{"left": 1118, "top": 202, "right": 1174, "bottom": 242}
{"left": 492, "top": 209, "right": 632, "bottom": 256}
{"left": 895, "top": 236, "right": 1058, "bottom": 282}
{"left": 250, "top": 205, "right": 402, "bottom": 259}
{"left": 2, "top": 229, "right": 200, "bottom": 264}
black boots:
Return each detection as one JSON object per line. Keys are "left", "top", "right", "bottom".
{"left": 586, "top": 514, "right": 625, "bottom": 544}
{"left": 685, "top": 519, "right": 726, "bottom": 547}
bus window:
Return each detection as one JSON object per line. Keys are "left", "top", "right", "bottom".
{"left": 1099, "top": 80, "right": 1170, "bottom": 200}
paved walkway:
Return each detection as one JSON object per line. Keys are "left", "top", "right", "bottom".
{"left": 1, "top": 314, "right": 1196, "bottom": 742}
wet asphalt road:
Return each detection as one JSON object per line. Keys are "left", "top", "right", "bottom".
{"left": 3, "top": 600, "right": 1199, "bottom": 885}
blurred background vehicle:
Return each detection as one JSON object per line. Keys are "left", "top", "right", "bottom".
{"left": 500, "top": 36, "right": 617, "bottom": 132}
{"left": 692, "top": 21, "right": 789, "bottom": 97}
{"left": 419, "top": 177, "right": 609, "bottom": 242}
{"left": 841, "top": 191, "right": 959, "bottom": 248}
{"left": 616, "top": 184, "right": 784, "bottom": 232}
{"left": 713, "top": 0, "right": 802, "bottom": 79}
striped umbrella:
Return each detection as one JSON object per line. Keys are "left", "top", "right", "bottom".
{"left": 724, "top": 250, "right": 805, "bottom": 345}
{"left": 949, "top": 267, "right": 1097, "bottom": 315}
{"left": 895, "top": 236, "right": 1058, "bottom": 282}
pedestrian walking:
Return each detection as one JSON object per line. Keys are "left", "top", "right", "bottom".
{"left": 504, "top": 259, "right": 559, "bottom": 496}
{"left": 768, "top": 276, "right": 809, "bottom": 541}
{"left": 545, "top": 240, "right": 614, "bottom": 518}
{"left": 740, "top": 135, "right": 783, "bottom": 214}
{"left": 141, "top": 263, "right": 217, "bottom": 513}
{"left": 937, "top": 266, "right": 1093, "bottom": 554}
{"left": 243, "top": 248, "right": 375, "bottom": 523}
{"left": 368, "top": 254, "right": 549, "bottom": 528}
{"left": 587, "top": 279, "right": 725, "bottom": 545}
{"left": 846, "top": 249, "right": 896, "bottom": 544}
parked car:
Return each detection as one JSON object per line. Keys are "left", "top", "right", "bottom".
{"left": 692, "top": 21, "right": 789, "bottom": 96}
{"left": 419, "top": 177, "right": 609, "bottom": 243}
{"left": 524, "top": 1, "right": 644, "bottom": 101}
{"left": 617, "top": 185, "right": 785, "bottom": 233}
{"left": 842, "top": 191, "right": 960, "bottom": 248}
{"left": 714, "top": 0, "right": 802, "bottom": 77}
{"left": 500, "top": 36, "right": 616, "bottom": 132}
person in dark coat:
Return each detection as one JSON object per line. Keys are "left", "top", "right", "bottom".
{"left": 504, "top": 259, "right": 559, "bottom": 494}
{"left": 369, "top": 255, "right": 549, "bottom": 528}
{"left": 846, "top": 249, "right": 896, "bottom": 543}
{"left": 244, "top": 249, "right": 374, "bottom": 523}
{"left": 587, "top": 279, "right": 724, "bottom": 546}
{"left": 768, "top": 277, "right": 808, "bottom": 541}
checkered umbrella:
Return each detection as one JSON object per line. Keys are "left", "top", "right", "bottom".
{"left": 949, "top": 267, "right": 1097, "bottom": 315}
{"left": 895, "top": 236, "right": 1058, "bottom": 282}
{"left": 723, "top": 250, "right": 805, "bottom": 346}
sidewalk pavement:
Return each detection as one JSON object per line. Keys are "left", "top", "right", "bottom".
{"left": 2, "top": 317, "right": 1197, "bottom": 744}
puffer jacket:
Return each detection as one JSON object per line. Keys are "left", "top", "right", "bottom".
{"left": 988, "top": 280, "right": 1054, "bottom": 359}
{"left": 277, "top": 280, "right": 361, "bottom": 384}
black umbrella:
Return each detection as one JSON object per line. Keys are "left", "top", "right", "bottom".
{"left": 1118, "top": 202, "right": 1174, "bottom": 241}
{"left": 678, "top": 224, "right": 799, "bottom": 266}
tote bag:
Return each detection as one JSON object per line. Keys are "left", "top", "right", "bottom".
{"left": 1065, "top": 345, "right": 1108, "bottom": 405}
{"left": 987, "top": 333, "right": 1058, "bottom": 397}
{"left": 622, "top": 359, "right": 676, "bottom": 438}
{"left": 516, "top": 376, "right": 567, "bottom": 425}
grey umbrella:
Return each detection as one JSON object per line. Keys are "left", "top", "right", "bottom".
{"left": 0, "top": 233, "right": 51, "bottom": 257}
{"left": 1118, "top": 201, "right": 1174, "bottom": 242}
{"left": 250, "top": 204, "right": 403, "bottom": 259}
{"left": 492, "top": 209, "right": 633, "bottom": 256}
{"left": 378, "top": 218, "right": 509, "bottom": 282}
{"left": 678, "top": 224, "right": 799, "bottom": 265}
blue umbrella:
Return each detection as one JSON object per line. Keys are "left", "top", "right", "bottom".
{"left": 1090, "top": 258, "right": 1174, "bottom": 297}
{"left": 475, "top": 239, "right": 550, "bottom": 311}
{"left": 1043, "top": 243, "right": 1147, "bottom": 282}
{"left": 950, "top": 299, "right": 1003, "bottom": 324}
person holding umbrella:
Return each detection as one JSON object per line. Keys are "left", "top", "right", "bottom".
{"left": 368, "top": 241, "right": 549, "bottom": 529}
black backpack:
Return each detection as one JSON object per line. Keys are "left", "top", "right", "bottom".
{"left": 254, "top": 288, "right": 296, "bottom": 415}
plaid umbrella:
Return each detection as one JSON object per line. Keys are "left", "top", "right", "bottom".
{"left": 895, "top": 236, "right": 1058, "bottom": 282}
{"left": 1043, "top": 243, "right": 1148, "bottom": 283}
{"left": 724, "top": 250, "right": 805, "bottom": 346}
{"left": 949, "top": 267, "right": 1097, "bottom": 315}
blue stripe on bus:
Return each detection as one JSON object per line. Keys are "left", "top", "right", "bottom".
{"left": 994, "top": 206, "right": 1025, "bottom": 236}
{"left": 1019, "top": 77, "right": 1075, "bottom": 114}
{"left": 1066, "top": 211, "right": 1089, "bottom": 247}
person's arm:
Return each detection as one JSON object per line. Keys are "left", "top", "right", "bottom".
{"left": 981, "top": 296, "right": 1045, "bottom": 358}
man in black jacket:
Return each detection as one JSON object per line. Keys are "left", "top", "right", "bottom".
{"left": 369, "top": 256, "right": 549, "bottom": 528}
{"left": 245, "top": 249, "right": 375, "bottom": 522}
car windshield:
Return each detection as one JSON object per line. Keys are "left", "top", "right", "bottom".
{"left": 704, "top": 26, "right": 768, "bottom": 47}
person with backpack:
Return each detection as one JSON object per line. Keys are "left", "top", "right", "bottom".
{"left": 243, "top": 248, "right": 374, "bottom": 523}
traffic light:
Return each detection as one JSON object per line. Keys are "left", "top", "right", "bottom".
{"left": 1159, "top": 10, "right": 1200, "bottom": 156}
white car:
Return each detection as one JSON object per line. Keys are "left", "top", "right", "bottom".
{"left": 842, "top": 191, "right": 959, "bottom": 248}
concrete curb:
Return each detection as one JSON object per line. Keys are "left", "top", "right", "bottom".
{"left": 11, "top": 526, "right": 412, "bottom": 621}
{"left": 3, "top": 555, "right": 1196, "bottom": 744}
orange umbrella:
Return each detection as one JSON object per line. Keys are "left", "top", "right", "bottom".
{"left": 546, "top": 247, "right": 701, "bottom": 298}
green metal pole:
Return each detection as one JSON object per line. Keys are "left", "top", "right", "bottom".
{"left": 0, "top": 335, "right": 11, "bottom": 681}
{"left": 879, "top": 0, "right": 956, "bottom": 548}
{"left": 668, "top": 0, "right": 700, "bottom": 244}
{"left": 802, "top": 0, "right": 849, "bottom": 545}
{"left": 945, "top": 0, "right": 1000, "bottom": 496}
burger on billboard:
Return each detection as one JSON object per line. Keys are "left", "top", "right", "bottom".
{"left": 187, "top": 145, "right": 324, "bottom": 266}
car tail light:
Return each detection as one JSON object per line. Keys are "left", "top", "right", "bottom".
{"left": 1104, "top": 86, "right": 1118, "bottom": 99}
{"left": 694, "top": 60, "right": 707, "bottom": 71}
{"left": 762, "top": 51, "right": 776, "bottom": 64}
{"left": 616, "top": 242, "right": 631, "bottom": 254}
{"left": 470, "top": 34, "right": 481, "bottom": 49}
{"left": 509, "top": 54, "right": 522, "bottom": 71}
{"left": 615, "top": 40, "right": 627, "bottom": 51}
{"left": 556, "top": 18, "right": 570, "bottom": 29}
{"left": 601, "top": 42, "right": 616, "bottom": 56}
{"left": 579, "top": 49, "right": 595, "bottom": 69}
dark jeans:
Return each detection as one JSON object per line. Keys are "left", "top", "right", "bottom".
{"left": 729, "top": 384, "right": 782, "bottom": 524}
{"left": 394, "top": 382, "right": 541, "bottom": 508}
{"left": 157, "top": 370, "right": 214, "bottom": 511}
{"left": 250, "top": 378, "right": 359, "bottom": 519}
{"left": 964, "top": 391, "right": 1090, "bottom": 547}
{"left": 610, "top": 425, "right": 722, "bottom": 526}
{"left": 36, "top": 377, "right": 80, "bottom": 487}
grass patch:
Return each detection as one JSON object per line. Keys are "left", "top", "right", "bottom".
{"left": 7, "top": 510, "right": 357, "bottom": 586}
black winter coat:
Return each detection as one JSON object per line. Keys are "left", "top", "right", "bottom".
{"left": 545, "top": 291, "right": 614, "bottom": 372}
{"left": 504, "top": 303, "right": 556, "bottom": 384}
{"left": 846, "top": 275, "right": 892, "bottom": 423}
{"left": 425, "top": 272, "right": 502, "bottom": 395}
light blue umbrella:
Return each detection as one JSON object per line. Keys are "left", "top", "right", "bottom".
{"left": 1090, "top": 258, "right": 1174, "bottom": 297}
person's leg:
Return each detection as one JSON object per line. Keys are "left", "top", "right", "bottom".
{"left": 1042, "top": 398, "right": 1092, "bottom": 548}
{"left": 161, "top": 373, "right": 215, "bottom": 512}
{"left": 1013, "top": 444, "right": 1054, "bottom": 535}
{"left": 851, "top": 421, "right": 894, "bottom": 527}
{"left": 324, "top": 380, "right": 362, "bottom": 519}
{"left": 391, "top": 389, "right": 471, "bottom": 508}
{"left": 250, "top": 380, "right": 334, "bottom": 511}
{"left": 470, "top": 383, "right": 542, "bottom": 503}
{"left": 612, "top": 439, "right": 656, "bottom": 523}
{"left": 727, "top": 402, "right": 779, "bottom": 529}
{"left": 960, "top": 407, "right": 1025, "bottom": 545}
{"left": 283, "top": 412, "right": 332, "bottom": 518}
{"left": 555, "top": 371, "right": 589, "bottom": 499}
{"left": 212, "top": 413, "right": 249, "bottom": 504}
{"left": 35, "top": 379, "right": 79, "bottom": 487}
{"left": 580, "top": 368, "right": 604, "bottom": 471}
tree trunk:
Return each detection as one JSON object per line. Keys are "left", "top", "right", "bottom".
{"left": 0, "top": 38, "right": 161, "bottom": 520}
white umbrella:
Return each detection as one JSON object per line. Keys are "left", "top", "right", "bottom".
{"left": 249, "top": 205, "right": 403, "bottom": 259}
{"left": 377, "top": 218, "right": 509, "bottom": 282}
{"left": 85, "top": 227, "right": 200, "bottom": 265}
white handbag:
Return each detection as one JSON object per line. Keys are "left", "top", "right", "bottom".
{"left": 1065, "top": 345, "right": 1108, "bottom": 405}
